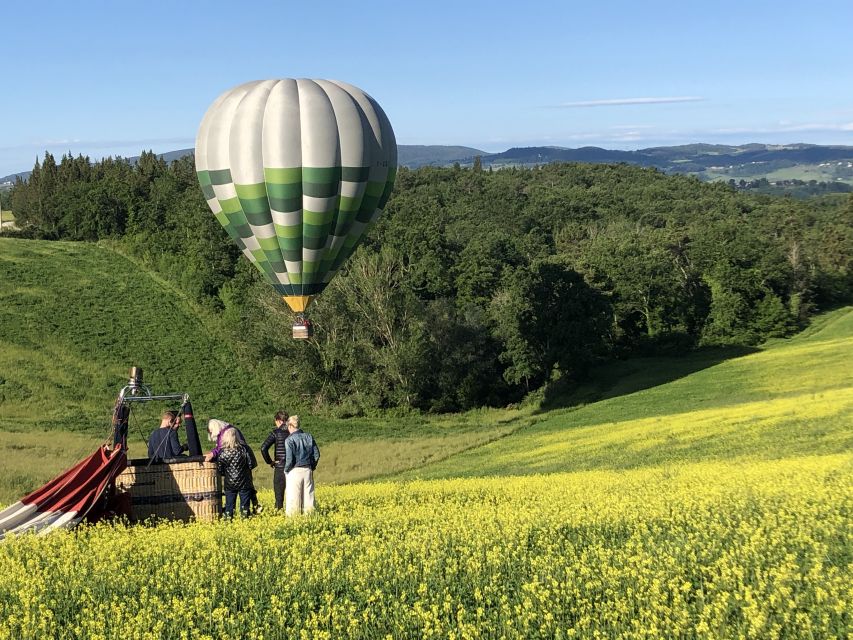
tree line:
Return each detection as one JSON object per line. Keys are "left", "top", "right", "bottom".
{"left": 8, "top": 152, "right": 853, "bottom": 414}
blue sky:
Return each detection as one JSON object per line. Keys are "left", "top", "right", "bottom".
{"left": 2, "top": 0, "right": 853, "bottom": 176}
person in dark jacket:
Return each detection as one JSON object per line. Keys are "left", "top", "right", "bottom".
{"left": 217, "top": 427, "right": 255, "bottom": 518}
{"left": 260, "top": 410, "right": 290, "bottom": 510}
{"left": 206, "top": 418, "right": 262, "bottom": 514}
{"left": 147, "top": 410, "right": 187, "bottom": 461}
{"left": 284, "top": 415, "right": 320, "bottom": 516}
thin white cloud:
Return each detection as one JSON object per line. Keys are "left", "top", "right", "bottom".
{"left": 552, "top": 96, "right": 705, "bottom": 108}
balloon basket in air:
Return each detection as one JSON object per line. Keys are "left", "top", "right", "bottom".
{"left": 293, "top": 316, "right": 313, "bottom": 340}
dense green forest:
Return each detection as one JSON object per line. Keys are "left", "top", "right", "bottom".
{"left": 7, "top": 152, "right": 852, "bottom": 414}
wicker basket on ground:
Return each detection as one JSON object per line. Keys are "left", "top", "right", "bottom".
{"left": 115, "top": 456, "right": 221, "bottom": 522}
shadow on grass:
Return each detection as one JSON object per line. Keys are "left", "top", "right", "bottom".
{"left": 538, "top": 345, "right": 759, "bottom": 414}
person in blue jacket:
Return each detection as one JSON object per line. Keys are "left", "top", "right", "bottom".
{"left": 284, "top": 415, "right": 320, "bottom": 516}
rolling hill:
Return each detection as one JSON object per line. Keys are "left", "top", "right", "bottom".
{"left": 1, "top": 237, "right": 850, "bottom": 502}
{"left": 0, "top": 238, "right": 273, "bottom": 433}
{"left": 473, "top": 143, "right": 853, "bottom": 184}
{"left": 0, "top": 238, "right": 531, "bottom": 501}
{"left": 0, "top": 238, "right": 849, "bottom": 638}
{"left": 405, "top": 306, "right": 853, "bottom": 479}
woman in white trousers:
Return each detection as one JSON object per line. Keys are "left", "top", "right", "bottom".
{"left": 283, "top": 416, "right": 320, "bottom": 515}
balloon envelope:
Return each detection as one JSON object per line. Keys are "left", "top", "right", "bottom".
{"left": 195, "top": 79, "right": 397, "bottom": 313}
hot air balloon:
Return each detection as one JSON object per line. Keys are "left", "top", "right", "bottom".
{"left": 195, "top": 79, "right": 397, "bottom": 339}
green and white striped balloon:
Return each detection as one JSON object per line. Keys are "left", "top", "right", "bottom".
{"left": 195, "top": 79, "right": 397, "bottom": 313}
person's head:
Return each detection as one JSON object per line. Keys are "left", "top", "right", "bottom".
{"left": 274, "top": 410, "right": 289, "bottom": 428}
{"left": 207, "top": 418, "right": 230, "bottom": 442}
{"left": 160, "top": 410, "right": 179, "bottom": 429}
{"left": 220, "top": 427, "right": 240, "bottom": 449}
{"left": 286, "top": 415, "right": 300, "bottom": 432}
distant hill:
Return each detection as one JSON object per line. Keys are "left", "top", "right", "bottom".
{"left": 154, "top": 146, "right": 489, "bottom": 169}
{"left": 143, "top": 145, "right": 493, "bottom": 169}
{"left": 157, "top": 147, "right": 194, "bottom": 163}
{"left": 469, "top": 143, "right": 853, "bottom": 187}
{"left": 397, "top": 145, "right": 485, "bottom": 167}
{"left": 4, "top": 142, "right": 853, "bottom": 186}
{"left": 0, "top": 172, "right": 28, "bottom": 185}
{"left": 475, "top": 142, "right": 853, "bottom": 170}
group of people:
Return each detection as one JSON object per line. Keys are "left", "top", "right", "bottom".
{"left": 147, "top": 409, "right": 320, "bottom": 519}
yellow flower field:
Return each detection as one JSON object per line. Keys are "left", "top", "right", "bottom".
{"left": 1, "top": 455, "right": 850, "bottom": 639}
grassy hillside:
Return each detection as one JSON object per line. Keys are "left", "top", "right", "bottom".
{"left": 2, "top": 238, "right": 849, "bottom": 494}
{"left": 0, "top": 239, "right": 530, "bottom": 501}
{"left": 0, "top": 209, "right": 14, "bottom": 231}
{"left": 0, "top": 242, "right": 850, "bottom": 638}
{"left": 1, "top": 236, "right": 850, "bottom": 499}
{"left": 0, "top": 238, "right": 273, "bottom": 433}
{"left": 403, "top": 307, "right": 853, "bottom": 479}
{"left": 703, "top": 162, "right": 853, "bottom": 185}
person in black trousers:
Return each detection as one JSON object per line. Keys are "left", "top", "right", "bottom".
{"left": 217, "top": 428, "right": 255, "bottom": 519}
{"left": 260, "top": 410, "right": 290, "bottom": 510}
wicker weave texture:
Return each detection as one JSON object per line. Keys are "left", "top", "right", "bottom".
{"left": 115, "top": 460, "right": 221, "bottom": 522}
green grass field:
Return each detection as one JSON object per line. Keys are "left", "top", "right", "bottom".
{"left": 402, "top": 307, "right": 853, "bottom": 479}
{"left": 0, "top": 238, "right": 272, "bottom": 431}
{"left": 0, "top": 239, "right": 533, "bottom": 501}
{"left": 1, "top": 238, "right": 850, "bottom": 499}
{"left": 0, "top": 238, "right": 850, "bottom": 638}
{"left": 0, "top": 210, "right": 14, "bottom": 232}
{"left": 704, "top": 163, "right": 853, "bottom": 185}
